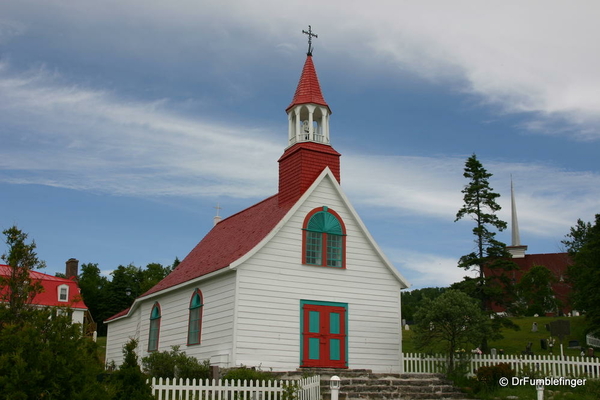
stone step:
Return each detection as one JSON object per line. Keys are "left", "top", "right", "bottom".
{"left": 273, "top": 370, "right": 470, "bottom": 400}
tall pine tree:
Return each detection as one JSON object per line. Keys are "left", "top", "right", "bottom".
{"left": 454, "top": 155, "right": 518, "bottom": 349}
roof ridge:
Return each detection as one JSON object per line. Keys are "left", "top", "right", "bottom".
{"left": 0, "top": 264, "right": 74, "bottom": 282}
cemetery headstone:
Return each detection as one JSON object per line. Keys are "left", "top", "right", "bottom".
{"left": 549, "top": 320, "right": 571, "bottom": 341}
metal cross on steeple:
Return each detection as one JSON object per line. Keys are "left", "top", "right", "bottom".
{"left": 302, "top": 25, "right": 318, "bottom": 56}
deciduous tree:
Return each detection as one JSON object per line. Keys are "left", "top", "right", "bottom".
{"left": 516, "top": 265, "right": 559, "bottom": 316}
{"left": 0, "top": 226, "right": 46, "bottom": 322}
{"left": 564, "top": 214, "right": 600, "bottom": 333}
{"left": 414, "top": 290, "right": 493, "bottom": 375}
{"left": 0, "top": 227, "right": 108, "bottom": 399}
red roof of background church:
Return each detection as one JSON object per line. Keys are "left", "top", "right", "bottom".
{"left": 138, "top": 194, "right": 293, "bottom": 299}
{"left": 0, "top": 265, "right": 87, "bottom": 309}
{"left": 286, "top": 55, "right": 330, "bottom": 113}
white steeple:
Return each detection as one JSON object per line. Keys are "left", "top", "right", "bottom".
{"left": 507, "top": 177, "right": 528, "bottom": 258}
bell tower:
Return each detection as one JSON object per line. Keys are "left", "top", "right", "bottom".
{"left": 278, "top": 27, "right": 341, "bottom": 206}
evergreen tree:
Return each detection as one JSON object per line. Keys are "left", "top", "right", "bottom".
{"left": 454, "top": 155, "right": 517, "bottom": 310}
{"left": 454, "top": 155, "right": 518, "bottom": 350}
{"left": 109, "top": 339, "right": 154, "bottom": 400}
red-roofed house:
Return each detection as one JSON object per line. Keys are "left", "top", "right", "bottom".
{"left": 105, "top": 50, "right": 410, "bottom": 372}
{"left": 0, "top": 258, "right": 92, "bottom": 327}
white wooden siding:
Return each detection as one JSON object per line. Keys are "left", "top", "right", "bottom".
{"left": 234, "top": 176, "right": 403, "bottom": 372}
{"left": 105, "top": 306, "right": 142, "bottom": 366}
{"left": 106, "top": 271, "right": 237, "bottom": 367}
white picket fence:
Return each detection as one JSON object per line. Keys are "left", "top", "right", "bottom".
{"left": 404, "top": 353, "right": 600, "bottom": 378}
{"left": 150, "top": 375, "right": 320, "bottom": 400}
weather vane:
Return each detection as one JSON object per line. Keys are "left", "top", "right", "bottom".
{"left": 302, "top": 25, "right": 318, "bottom": 56}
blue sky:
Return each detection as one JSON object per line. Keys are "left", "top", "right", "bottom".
{"left": 1, "top": 1, "right": 599, "bottom": 289}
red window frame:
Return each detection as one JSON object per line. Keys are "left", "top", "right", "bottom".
{"left": 302, "top": 207, "right": 347, "bottom": 268}
{"left": 187, "top": 289, "right": 203, "bottom": 346}
{"left": 148, "top": 302, "right": 161, "bottom": 352}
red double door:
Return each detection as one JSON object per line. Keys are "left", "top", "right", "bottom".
{"left": 301, "top": 302, "right": 347, "bottom": 368}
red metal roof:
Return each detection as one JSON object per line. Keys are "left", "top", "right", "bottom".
{"left": 138, "top": 194, "right": 293, "bottom": 299}
{"left": 0, "top": 265, "right": 87, "bottom": 309}
{"left": 286, "top": 55, "right": 330, "bottom": 113}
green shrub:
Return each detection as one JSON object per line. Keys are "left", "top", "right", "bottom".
{"left": 108, "top": 339, "right": 154, "bottom": 400}
{"left": 476, "top": 363, "right": 515, "bottom": 390}
{"left": 222, "top": 365, "right": 275, "bottom": 383}
{"left": 0, "top": 307, "right": 109, "bottom": 400}
{"left": 142, "top": 345, "right": 210, "bottom": 381}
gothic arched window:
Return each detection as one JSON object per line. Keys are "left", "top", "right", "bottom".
{"left": 148, "top": 302, "right": 161, "bottom": 352}
{"left": 187, "top": 289, "right": 203, "bottom": 346}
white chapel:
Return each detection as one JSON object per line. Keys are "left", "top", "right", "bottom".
{"left": 106, "top": 36, "right": 409, "bottom": 372}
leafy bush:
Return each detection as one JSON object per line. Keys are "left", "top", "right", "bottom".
{"left": 0, "top": 307, "right": 109, "bottom": 400}
{"left": 142, "top": 345, "right": 210, "bottom": 381}
{"left": 476, "top": 363, "right": 515, "bottom": 389}
{"left": 222, "top": 365, "right": 275, "bottom": 383}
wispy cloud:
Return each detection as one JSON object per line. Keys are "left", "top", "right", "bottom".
{"left": 344, "top": 154, "right": 600, "bottom": 240}
{"left": 385, "top": 247, "right": 477, "bottom": 289}
{"left": 1, "top": 64, "right": 598, "bottom": 242}
{"left": 4, "top": 2, "right": 600, "bottom": 139}
{"left": 0, "top": 63, "right": 280, "bottom": 198}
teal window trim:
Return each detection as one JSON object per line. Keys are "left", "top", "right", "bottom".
{"left": 300, "top": 300, "right": 349, "bottom": 367}
{"left": 187, "top": 290, "right": 203, "bottom": 346}
{"left": 302, "top": 207, "right": 346, "bottom": 268}
{"left": 148, "top": 302, "right": 161, "bottom": 352}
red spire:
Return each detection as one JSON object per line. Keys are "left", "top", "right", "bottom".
{"left": 286, "top": 55, "right": 331, "bottom": 113}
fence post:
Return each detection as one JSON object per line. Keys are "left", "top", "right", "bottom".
{"left": 330, "top": 376, "right": 341, "bottom": 400}
{"left": 536, "top": 384, "right": 544, "bottom": 400}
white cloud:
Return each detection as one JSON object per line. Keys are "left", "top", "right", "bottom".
{"left": 0, "top": 64, "right": 280, "bottom": 198}
{"left": 5, "top": 1, "right": 600, "bottom": 138}
{"left": 385, "top": 247, "right": 477, "bottom": 289}
{"left": 1, "top": 63, "right": 598, "bottom": 241}
{"left": 344, "top": 154, "right": 600, "bottom": 240}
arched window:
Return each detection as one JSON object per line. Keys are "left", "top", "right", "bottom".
{"left": 302, "top": 207, "right": 346, "bottom": 268}
{"left": 148, "top": 303, "right": 161, "bottom": 352}
{"left": 187, "top": 289, "right": 203, "bottom": 346}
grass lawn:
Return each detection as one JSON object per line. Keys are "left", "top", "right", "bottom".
{"left": 403, "top": 316, "right": 590, "bottom": 357}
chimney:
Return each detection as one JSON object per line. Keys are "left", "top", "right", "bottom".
{"left": 66, "top": 258, "right": 79, "bottom": 280}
